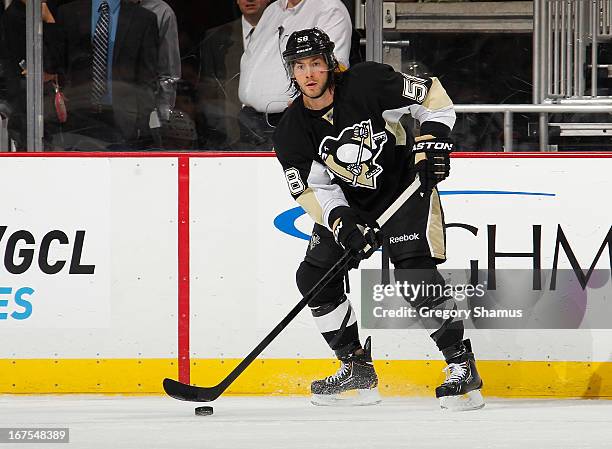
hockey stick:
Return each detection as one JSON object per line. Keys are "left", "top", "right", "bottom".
{"left": 351, "top": 124, "right": 367, "bottom": 186}
{"left": 163, "top": 174, "right": 422, "bottom": 402}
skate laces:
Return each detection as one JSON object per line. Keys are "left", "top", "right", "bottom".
{"left": 442, "top": 361, "right": 468, "bottom": 384}
{"left": 326, "top": 362, "right": 351, "bottom": 384}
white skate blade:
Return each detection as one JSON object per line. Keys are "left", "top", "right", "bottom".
{"left": 311, "top": 388, "right": 382, "bottom": 406}
{"left": 439, "top": 389, "right": 485, "bottom": 411}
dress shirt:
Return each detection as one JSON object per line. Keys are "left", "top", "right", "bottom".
{"left": 91, "top": 0, "right": 121, "bottom": 105}
{"left": 239, "top": 0, "right": 352, "bottom": 114}
{"left": 241, "top": 15, "right": 255, "bottom": 49}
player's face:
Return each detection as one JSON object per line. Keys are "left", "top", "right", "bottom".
{"left": 292, "top": 55, "right": 330, "bottom": 99}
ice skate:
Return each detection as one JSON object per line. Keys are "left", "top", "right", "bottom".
{"left": 311, "top": 337, "right": 381, "bottom": 406}
{"left": 436, "top": 339, "right": 485, "bottom": 411}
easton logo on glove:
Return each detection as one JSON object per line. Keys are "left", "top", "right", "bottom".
{"left": 412, "top": 141, "right": 454, "bottom": 152}
{"left": 411, "top": 136, "right": 455, "bottom": 192}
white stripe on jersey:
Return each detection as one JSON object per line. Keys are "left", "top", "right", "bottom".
{"left": 307, "top": 160, "right": 349, "bottom": 231}
{"left": 382, "top": 104, "right": 456, "bottom": 130}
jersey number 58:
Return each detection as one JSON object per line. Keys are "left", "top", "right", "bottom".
{"left": 284, "top": 168, "right": 306, "bottom": 195}
{"left": 401, "top": 73, "right": 428, "bottom": 103}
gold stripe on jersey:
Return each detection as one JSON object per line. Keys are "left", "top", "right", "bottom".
{"left": 414, "top": 134, "right": 432, "bottom": 163}
{"left": 427, "top": 188, "right": 446, "bottom": 259}
{"left": 384, "top": 120, "right": 408, "bottom": 146}
{"left": 296, "top": 188, "right": 325, "bottom": 226}
{"left": 414, "top": 152, "right": 427, "bottom": 164}
{"left": 415, "top": 134, "right": 435, "bottom": 142}
{"left": 422, "top": 77, "right": 453, "bottom": 111}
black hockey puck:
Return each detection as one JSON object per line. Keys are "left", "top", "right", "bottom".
{"left": 195, "top": 406, "right": 214, "bottom": 416}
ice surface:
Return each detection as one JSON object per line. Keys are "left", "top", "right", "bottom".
{"left": 2, "top": 395, "right": 612, "bottom": 449}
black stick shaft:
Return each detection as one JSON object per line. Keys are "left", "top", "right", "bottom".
{"left": 215, "top": 251, "right": 353, "bottom": 394}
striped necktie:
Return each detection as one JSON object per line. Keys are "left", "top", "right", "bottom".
{"left": 92, "top": 1, "right": 110, "bottom": 105}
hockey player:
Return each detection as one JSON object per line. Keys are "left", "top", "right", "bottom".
{"left": 273, "top": 28, "right": 484, "bottom": 410}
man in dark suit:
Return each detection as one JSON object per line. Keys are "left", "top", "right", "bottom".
{"left": 55, "top": 0, "right": 158, "bottom": 149}
{"left": 197, "top": 0, "right": 269, "bottom": 150}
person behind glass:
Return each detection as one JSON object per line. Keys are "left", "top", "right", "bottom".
{"left": 238, "top": 0, "right": 352, "bottom": 150}
{"left": 54, "top": 0, "right": 158, "bottom": 150}
{"left": 129, "top": 0, "right": 181, "bottom": 149}
{"left": 197, "top": 0, "right": 270, "bottom": 150}
{"left": 0, "top": 0, "right": 60, "bottom": 150}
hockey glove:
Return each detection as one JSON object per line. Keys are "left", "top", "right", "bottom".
{"left": 329, "top": 206, "right": 381, "bottom": 268}
{"left": 412, "top": 136, "right": 455, "bottom": 192}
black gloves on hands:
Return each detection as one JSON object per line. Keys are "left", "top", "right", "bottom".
{"left": 412, "top": 136, "right": 455, "bottom": 192}
{"left": 329, "top": 206, "right": 381, "bottom": 269}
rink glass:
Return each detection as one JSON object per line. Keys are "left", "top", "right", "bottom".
{"left": 2, "top": 0, "right": 610, "bottom": 152}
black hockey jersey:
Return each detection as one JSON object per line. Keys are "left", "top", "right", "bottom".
{"left": 273, "top": 61, "right": 455, "bottom": 229}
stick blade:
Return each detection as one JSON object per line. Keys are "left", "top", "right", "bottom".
{"left": 162, "top": 378, "right": 220, "bottom": 402}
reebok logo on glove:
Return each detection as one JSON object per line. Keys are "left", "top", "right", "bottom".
{"left": 389, "top": 233, "right": 419, "bottom": 244}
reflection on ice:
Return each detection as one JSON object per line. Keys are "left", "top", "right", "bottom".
{"left": 2, "top": 395, "right": 612, "bottom": 448}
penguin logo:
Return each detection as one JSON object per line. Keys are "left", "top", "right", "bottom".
{"left": 319, "top": 119, "right": 387, "bottom": 189}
